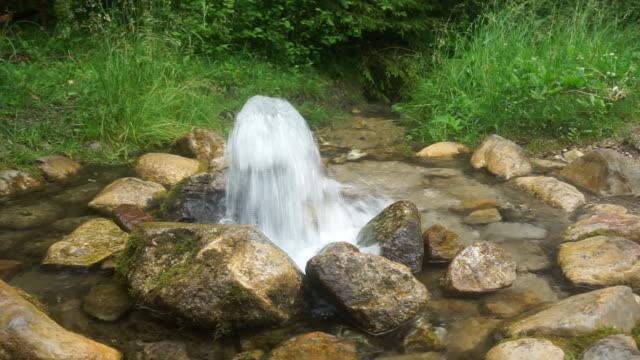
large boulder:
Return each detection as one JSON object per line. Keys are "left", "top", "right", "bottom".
{"left": 0, "top": 201, "right": 63, "bottom": 230}
{"left": 503, "top": 286, "right": 640, "bottom": 337}
{"left": 582, "top": 335, "right": 640, "bottom": 360}
{"left": 559, "top": 149, "right": 640, "bottom": 196}
{"left": 470, "top": 134, "right": 532, "bottom": 179}
{"left": 43, "top": 218, "right": 128, "bottom": 268}
{"left": 120, "top": 222, "right": 304, "bottom": 329}
{"left": 89, "top": 177, "right": 166, "bottom": 214}
{"left": 415, "top": 142, "right": 469, "bottom": 158}
{"left": 0, "top": 279, "right": 122, "bottom": 359}
{"left": 356, "top": 200, "right": 423, "bottom": 272}
{"left": 135, "top": 153, "right": 203, "bottom": 187}
{"left": 514, "top": 176, "right": 585, "bottom": 212}
{"left": 35, "top": 155, "right": 81, "bottom": 181}
{"left": 160, "top": 171, "right": 226, "bottom": 223}
{"left": 445, "top": 242, "right": 516, "bottom": 293}
{"left": 267, "top": 332, "right": 358, "bottom": 360}
{"left": 0, "top": 170, "right": 41, "bottom": 197}
{"left": 563, "top": 211, "right": 640, "bottom": 242}
{"left": 174, "top": 128, "right": 226, "bottom": 168}
{"left": 558, "top": 236, "right": 640, "bottom": 289}
{"left": 305, "top": 242, "right": 429, "bottom": 334}
{"left": 485, "top": 338, "right": 564, "bottom": 360}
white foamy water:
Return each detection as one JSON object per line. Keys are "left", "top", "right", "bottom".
{"left": 225, "top": 96, "right": 383, "bottom": 269}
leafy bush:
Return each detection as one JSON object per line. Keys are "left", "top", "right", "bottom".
{"left": 396, "top": 0, "right": 640, "bottom": 145}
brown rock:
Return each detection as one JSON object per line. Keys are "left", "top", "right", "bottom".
{"left": 113, "top": 204, "right": 154, "bottom": 232}
{"left": 135, "top": 153, "right": 203, "bottom": 187}
{"left": 563, "top": 212, "right": 640, "bottom": 242}
{"left": 0, "top": 279, "right": 122, "bottom": 359}
{"left": 422, "top": 225, "right": 463, "bottom": 263}
{"left": 82, "top": 282, "right": 132, "bottom": 321}
{"left": 463, "top": 208, "right": 502, "bottom": 225}
{"left": 36, "top": 155, "right": 81, "bottom": 181}
{"left": 0, "top": 170, "right": 42, "bottom": 197}
{"left": 416, "top": 142, "right": 469, "bottom": 158}
{"left": 89, "top": 177, "right": 166, "bottom": 214}
{"left": 514, "top": 176, "right": 585, "bottom": 212}
{"left": 445, "top": 242, "right": 516, "bottom": 293}
{"left": 267, "top": 332, "right": 358, "bottom": 360}
{"left": 0, "top": 259, "right": 21, "bottom": 281}
{"left": 485, "top": 338, "right": 564, "bottom": 360}
{"left": 174, "top": 128, "right": 226, "bottom": 168}
{"left": 470, "top": 134, "right": 531, "bottom": 179}
{"left": 457, "top": 198, "right": 500, "bottom": 212}
{"left": 559, "top": 149, "right": 640, "bottom": 195}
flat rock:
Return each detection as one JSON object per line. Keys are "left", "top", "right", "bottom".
{"left": 445, "top": 242, "right": 516, "bottom": 293}
{"left": 559, "top": 149, "right": 640, "bottom": 195}
{"left": 306, "top": 242, "right": 429, "bottom": 334}
{"left": 0, "top": 259, "right": 22, "bottom": 281}
{"left": 558, "top": 236, "right": 640, "bottom": 289}
{"left": 422, "top": 225, "right": 464, "bottom": 263}
{"left": 463, "top": 208, "right": 502, "bottom": 224}
{"left": 514, "top": 176, "right": 585, "bottom": 212}
{"left": 563, "top": 212, "right": 640, "bottom": 242}
{"left": 356, "top": 200, "right": 423, "bottom": 272}
{"left": 43, "top": 218, "right": 128, "bottom": 268}
{"left": 582, "top": 334, "right": 640, "bottom": 360}
{"left": 159, "top": 171, "right": 226, "bottom": 223}
{"left": 82, "top": 282, "right": 132, "bottom": 321}
{"left": 503, "top": 286, "right": 640, "bottom": 337}
{"left": 36, "top": 155, "right": 81, "bottom": 181}
{"left": 89, "top": 177, "right": 166, "bottom": 214}
{"left": 416, "top": 142, "right": 469, "bottom": 158}
{"left": 174, "top": 128, "right": 226, "bottom": 168}
{"left": 122, "top": 223, "right": 305, "bottom": 329}
{"left": 0, "top": 170, "right": 42, "bottom": 197}
{"left": 485, "top": 338, "right": 564, "bottom": 360}
{"left": 113, "top": 204, "right": 154, "bottom": 232}
{"left": 267, "top": 332, "right": 358, "bottom": 360}
{"left": 470, "top": 134, "right": 532, "bottom": 179}
{"left": 135, "top": 153, "right": 203, "bottom": 187}
{"left": 0, "top": 279, "right": 122, "bottom": 359}
{"left": 0, "top": 201, "right": 63, "bottom": 230}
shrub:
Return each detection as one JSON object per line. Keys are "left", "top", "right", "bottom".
{"left": 396, "top": 0, "right": 640, "bottom": 145}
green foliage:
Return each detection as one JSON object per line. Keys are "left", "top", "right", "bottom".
{"left": 396, "top": 0, "right": 640, "bottom": 145}
{"left": 0, "top": 26, "right": 355, "bottom": 170}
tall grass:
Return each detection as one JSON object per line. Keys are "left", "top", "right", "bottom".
{"left": 396, "top": 0, "right": 640, "bottom": 146}
{"left": 0, "top": 28, "right": 356, "bottom": 170}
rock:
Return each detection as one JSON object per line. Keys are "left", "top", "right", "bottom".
{"left": 52, "top": 216, "right": 97, "bottom": 233}
{"left": 498, "top": 240, "right": 551, "bottom": 272}
{"left": 306, "top": 242, "right": 429, "bottom": 334}
{"left": 445, "top": 317, "right": 502, "bottom": 359}
{"left": 470, "top": 134, "right": 532, "bottom": 179}
{"left": 485, "top": 338, "right": 564, "bottom": 360}
{"left": 0, "top": 279, "right": 122, "bottom": 359}
{"left": 0, "top": 260, "right": 22, "bottom": 281}
{"left": 482, "top": 274, "right": 559, "bottom": 318}
{"left": 422, "top": 225, "right": 464, "bottom": 263}
{"left": 416, "top": 142, "right": 469, "bottom": 158}
{"left": 563, "top": 149, "right": 584, "bottom": 163}
{"left": 52, "top": 181, "right": 104, "bottom": 205}
{"left": 89, "top": 177, "right": 166, "bottom": 214}
{"left": 267, "top": 332, "right": 358, "bottom": 360}
{"left": 35, "top": 155, "right": 81, "bottom": 181}
{"left": 233, "top": 350, "right": 265, "bottom": 360}
{"left": 463, "top": 208, "right": 502, "bottom": 224}
{"left": 445, "top": 242, "right": 516, "bottom": 293}
{"left": 481, "top": 222, "right": 548, "bottom": 240}
{"left": 356, "top": 200, "right": 423, "bottom": 272}
{"left": 0, "top": 170, "right": 41, "bottom": 197}
{"left": 160, "top": 171, "right": 226, "bottom": 223}
{"left": 82, "top": 282, "right": 132, "bottom": 321}
{"left": 454, "top": 198, "right": 500, "bottom": 213}
{"left": 135, "top": 153, "right": 203, "bottom": 187}
{"left": 581, "top": 203, "right": 629, "bottom": 218}
{"left": 514, "top": 176, "right": 585, "bottom": 212}
{"left": 376, "top": 353, "right": 444, "bottom": 360}
{"left": 43, "top": 218, "right": 128, "bottom": 268}
{"left": 346, "top": 148, "right": 368, "bottom": 161}
{"left": 174, "top": 128, "right": 226, "bottom": 167}
{"left": 0, "top": 201, "right": 63, "bottom": 230}
{"left": 122, "top": 222, "right": 304, "bottom": 329}
{"left": 137, "top": 341, "right": 191, "bottom": 360}
{"left": 558, "top": 236, "right": 640, "bottom": 289}
{"left": 559, "top": 149, "right": 640, "bottom": 195}
{"left": 426, "top": 299, "right": 481, "bottom": 323}
{"left": 582, "top": 335, "right": 640, "bottom": 360}
{"left": 563, "top": 211, "right": 640, "bottom": 242}
{"left": 531, "top": 158, "right": 567, "bottom": 172}
{"left": 503, "top": 286, "right": 640, "bottom": 337}
{"left": 402, "top": 316, "right": 446, "bottom": 353}
{"left": 113, "top": 205, "right": 154, "bottom": 232}
{"left": 423, "top": 168, "right": 463, "bottom": 178}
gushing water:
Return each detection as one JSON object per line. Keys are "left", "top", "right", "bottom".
{"left": 225, "top": 96, "right": 383, "bottom": 268}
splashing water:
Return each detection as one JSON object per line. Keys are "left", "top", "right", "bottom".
{"left": 225, "top": 96, "right": 383, "bottom": 268}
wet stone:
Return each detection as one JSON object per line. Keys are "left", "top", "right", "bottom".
{"left": 482, "top": 273, "right": 560, "bottom": 318}
{"left": 498, "top": 240, "right": 551, "bottom": 272}
{"left": 0, "top": 170, "right": 42, "bottom": 197}
{"left": 0, "top": 259, "right": 22, "bottom": 281}
{"left": 159, "top": 171, "right": 226, "bottom": 224}
{"left": 485, "top": 338, "right": 564, "bottom": 360}
{"left": 445, "top": 242, "right": 516, "bottom": 293}
{"left": 174, "top": 128, "right": 226, "bottom": 167}
{"left": 426, "top": 298, "right": 481, "bottom": 323}
{"left": 416, "top": 142, "right": 469, "bottom": 158}
{"left": 463, "top": 208, "right": 502, "bottom": 225}
{"left": 422, "top": 225, "right": 464, "bottom": 263}
{"left": 445, "top": 316, "right": 502, "bottom": 360}
{"left": 113, "top": 204, "right": 154, "bottom": 232}
{"left": 470, "top": 134, "right": 531, "bottom": 179}
{"left": 402, "top": 315, "right": 446, "bottom": 353}
{"left": 514, "top": 176, "right": 585, "bottom": 212}
{"left": 89, "top": 177, "right": 166, "bottom": 215}
{"left": 135, "top": 152, "right": 203, "bottom": 187}
{"left": 232, "top": 350, "right": 265, "bottom": 360}
{"left": 137, "top": 340, "right": 191, "bottom": 360}
{"left": 82, "top": 282, "right": 132, "bottom": 321}
{"left": 377, "top": 352, "right": 444, "bottom": 360}
{"left": 267, "top": 331, "right": 358, "bottom": 360}
{"left": 36, "top": 155, "right": 81, "bottom": 181}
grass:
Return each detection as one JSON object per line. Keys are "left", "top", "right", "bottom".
{"left": 0, "top": 25, "right": 359, "bottom": 171}
{"left": 396, "top": 0, "right": 640, "bottom": 147}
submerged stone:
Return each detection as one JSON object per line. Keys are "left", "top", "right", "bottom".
{"left": 470, "top": 134, "right": 531, "bottom": 179}
{"left": 445, "top": 316, "right": 502, "bottom": 360}
{"left": 0, "top": 201, "right": 63, "bottom": 230}
{"left": 445, "top": 242, "right": 516, "bottom": 293}
{"left": 43, "top": 218, "right": 128, "bottom": 268}
{"left": 356, "top": 200, "right": 423, "bottom": 272}
{"left": 485, "top": 338, "right": 564, "bottom": 360}
{"left": 135, "top": 153, "right": 203, "bottom": 187}
{"left": 89, "top": 177, "right": 166, "bottom": 214}
{"left": 122, "top": 222, "right": 305, "bottom": 330}
{"left": 482, "top": 273, "right": 559, "bottom": 318}
{"left": 306, "top": 242, "right": 429, "bottom": 334}
{"left": 267, "top": 332, "right": 358, "bottom": 360}
{"left": 463, "top": 208, "right": 502, "bottom": 225}
{"left": 402, "top": 315, "right": 446, "bottom": 353}
{"left": 82, "top": 282, "right": 131, "bottom": 321}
